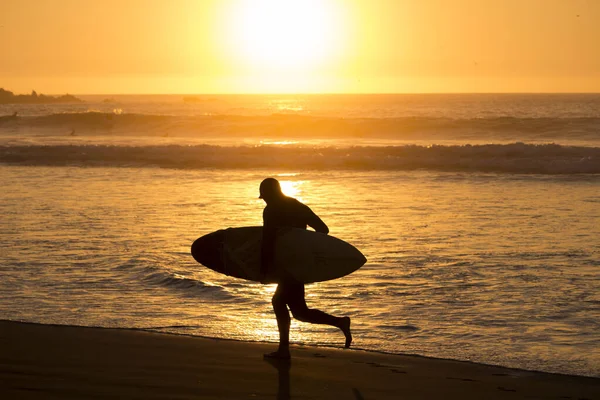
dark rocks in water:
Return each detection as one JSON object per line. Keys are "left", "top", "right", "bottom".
{"left": 0, "top": 88, "right": 83, "bottom": 104}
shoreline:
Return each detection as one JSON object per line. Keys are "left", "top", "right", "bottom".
{"left": 1, "top": 320, "right": 598, "bottom": 399}
{"left": 4, "top": 319, "right": 597, "bottom": 380}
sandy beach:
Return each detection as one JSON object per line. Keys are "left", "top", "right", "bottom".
{"left": 0, "top": 320, "right": 597, "bottom": 399}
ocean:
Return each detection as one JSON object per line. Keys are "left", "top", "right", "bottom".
{"left": 1, "top": 94, "right": 599, "bottom": 377}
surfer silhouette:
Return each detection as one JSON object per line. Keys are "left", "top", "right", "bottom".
{"left": 259, "top": 177, "right": 352, "bottom": 360}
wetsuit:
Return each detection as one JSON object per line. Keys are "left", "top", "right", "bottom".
{"left": 261, "top": 196, "right": 341, "bottom": 348}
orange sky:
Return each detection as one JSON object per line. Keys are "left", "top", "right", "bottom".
{"left": 1, "top": 0, "right": 598, "bottom": 94}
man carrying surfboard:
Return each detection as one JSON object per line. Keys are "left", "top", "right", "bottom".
{"left": 259, "top": 177, "right": 352, "bottom": 360}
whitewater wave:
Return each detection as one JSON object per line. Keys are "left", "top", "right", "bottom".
{"left": 1, "top": 143, "right": 599, "bottom": 174}
{"left": 1, "top": 111, "right": 599, "bottom": 142}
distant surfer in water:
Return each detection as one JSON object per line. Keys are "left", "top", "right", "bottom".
{"left": 259, "top": 177, "right": 352, "bottom": 360}
{"left": 0, "top": 111, "right": 18, "bottom": 122}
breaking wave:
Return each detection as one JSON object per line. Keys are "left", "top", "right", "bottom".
{"left": 115, "top": 258, "right": 237, "bottom": 300}
{"left": 2, "top": 143, "right": 599, "bottom": 174}
{"left": 1, "top": 112, "right": 600, "bottom": 142}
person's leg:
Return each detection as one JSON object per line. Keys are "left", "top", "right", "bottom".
{"left": 264, "top": 283, "right": 292, "bottom": 359}
{"left": 287, "top": 283, "right": 353, "bottom": 348}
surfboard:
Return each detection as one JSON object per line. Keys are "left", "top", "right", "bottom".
{"left": 191, "top": 226, "right": 366, "bottom": 284}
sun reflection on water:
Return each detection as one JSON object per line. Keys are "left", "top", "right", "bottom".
{"left": 4, "top": 166, "right": 599, "bottom": 376}
{"left": 260, "top": 140, "right": 299, "bottom": 145}
{"left": 278, "top": 179, "right": 305, "bottom": 202}
{"left": 261, "top": 284, "right": 278, "bottom": 295}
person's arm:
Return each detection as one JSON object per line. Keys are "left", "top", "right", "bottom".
{"left": 260, "top": 209, "right": 276, "bottom": 283}
{"left": 305, "top": 205, "right": 329, "bottom": 234}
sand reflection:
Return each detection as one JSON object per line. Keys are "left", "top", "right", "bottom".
{"left": 263, "top": 357, "right": 291, "bottom": 400}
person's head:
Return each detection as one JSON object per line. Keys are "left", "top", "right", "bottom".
{"left": 259, "top": 177, "right": 284, "bottom": 203}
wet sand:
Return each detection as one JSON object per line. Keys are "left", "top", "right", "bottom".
{"left": 1, "top": 320, "right": 598, "bottom": 399}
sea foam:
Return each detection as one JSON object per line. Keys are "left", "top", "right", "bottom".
{"left": 1, "top": 143, "right": 598, "bottom": 174}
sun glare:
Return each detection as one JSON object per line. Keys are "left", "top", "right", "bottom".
{"left": 279, "top": 180, "right": 303, "bottom": 200}
{"left": 227, "top": 0, "right": 342, "bottom": 72}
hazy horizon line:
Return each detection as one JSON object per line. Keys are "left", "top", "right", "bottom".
{"left": 68, "top": 92, "right": 600, "bottom": 96}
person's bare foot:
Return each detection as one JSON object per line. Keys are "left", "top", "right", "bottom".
{"left": 340, "top": 317, "right": 352, "bottom": 348}
{"left": 263, "top": 349, "right": 291, "bottom": 360}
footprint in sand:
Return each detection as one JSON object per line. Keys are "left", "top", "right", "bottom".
{"left": 497, "top": 386, "right": 516, "bottom": 392}
{"left": 390, "top": 369, "right": 407, "bottom": 374}
{"left": 366, "top": 362, "right": 391, "bottom": 368}
{"left": 446, "top": 377, "right": 478, "bottom": 382}
{"left": 360, "top": 362, "right": 408, "bottom": 374}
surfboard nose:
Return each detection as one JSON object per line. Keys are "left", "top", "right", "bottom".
{"left": 191, "top": 230, "right": 225, "bottom": 272}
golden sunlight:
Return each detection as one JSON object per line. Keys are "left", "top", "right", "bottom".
{"left": 278, "top": 180, "right": 303, "bottom": 200}
{"left": 227, "top": 0, "right": 343, "bottom": 72}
